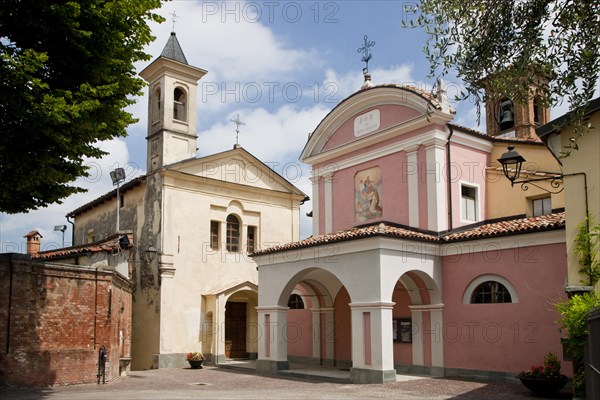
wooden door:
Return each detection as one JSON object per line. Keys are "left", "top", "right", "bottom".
{"left": 225, "top": 302, "right": 248, "bottom": 359}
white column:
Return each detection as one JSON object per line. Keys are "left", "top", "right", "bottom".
{"left": 406, "top": 147, "right": 420, "bottom": 228}
{"left": 408, "top": 308, "right": 424, "bottom": 366}
{"left": 311, "top": 308, "right": 321, "bottom": 360}
{"left": 409, "top": 303, "right": 445, "bottom": 375}
{"left": 429, "top": 306, "right": 444, "bottom": 369}
{"left": 323, "top": 172, "right": 334, "bottom": 234}
{"left": 424, "top": 141, "right": 448, "bottom": 231}
{"left": 349, "top": 302, "right": 395, "bottom": 372}
{"left": 312, "top": 307, "right": 335, "bottom": 364}
{"left": 214, "top": 294, "right": 227, "bottom": 364}
{"left": 310, "top": 174, "right": 320, "bottom": 236}
{"left": 256, "top": 306, "right": 289, "bottom": 372}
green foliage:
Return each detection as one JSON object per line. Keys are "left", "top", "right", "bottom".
{"left": 574, "top": 217, "right": 600, "bottom": 285}
{"left": 555, "top": 291, "right": 600, "bottom": 396}
{"left": 0, "top": 0, "right": 164, "bottom": 213}
{"left": 406, "top": 0, "right": 600, "bottom": 156}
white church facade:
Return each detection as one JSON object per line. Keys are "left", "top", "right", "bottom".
{"left": 67, "top": 32, "right": 306, "bottom": 369}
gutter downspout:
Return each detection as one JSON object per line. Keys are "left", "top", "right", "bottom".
{"left": 66, "top": 215, "right": 75, "bottom": 246}
{"left": 94, "top": 267, "right": 98, "bottom": 350}
{"left": 446, "top": 124, "right": 454, "bottom": 230}
{"left": 6, "top": 254, "right": 14, "bottom": 353}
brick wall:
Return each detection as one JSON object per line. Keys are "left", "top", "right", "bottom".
{"left": 0, "top": 254, "right": 132, "bottom": 386}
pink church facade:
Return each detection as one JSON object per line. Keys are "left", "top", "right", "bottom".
{"left": 253, "top": 84, "right": 568, "bottom": 383}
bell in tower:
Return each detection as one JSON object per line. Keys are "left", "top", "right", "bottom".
{"left": 497, "top": 99, "right": 515, "bottom": 131}
{"left": 483, "top": 73, "right": 551, "bottom": 139}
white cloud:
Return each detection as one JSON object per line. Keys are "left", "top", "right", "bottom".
{"left": 198, "top": 104, "right": 330, "bottom": 162}
{"left": 322, "top": 64, "right": 415, "bottom": 101}
{"left": 145, "top": 2, "right": 320, "bottom": 83}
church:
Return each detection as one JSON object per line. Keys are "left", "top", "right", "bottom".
{"left": 66, "top": 30, "right": 569, "bottom": 383}
{"left": 252, "top": 71, "right": 570, "bottom": 383}
{"left": 66, "top": 32, "right": 306, "bottom": 370}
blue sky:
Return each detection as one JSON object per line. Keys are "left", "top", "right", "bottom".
{"left": 0, "top": 1, "right": 574, "bottom": 252}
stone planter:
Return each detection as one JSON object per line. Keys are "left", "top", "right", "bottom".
{"left": 518, "top": 376, "right": 569, "bottom": 396}
{"left": 188, "top": 360, "right": 204, "bottom": 369}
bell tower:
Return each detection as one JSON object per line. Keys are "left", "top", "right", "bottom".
{"left": 139, "top": 32, "right": 207, "bottom": 173}
{"left": 484, "top": 77, "right": 550, "bottom": 139}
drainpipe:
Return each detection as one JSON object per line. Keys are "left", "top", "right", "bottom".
{"left": 446, "top": 124, "right": 454, "bottom": 230}
{"left": 66, "top": 215, "right": 75, "bottom": 246}
{"left": 94, "top": 267, "right": 98, "bottom": 349}
{"left": 6, "top": 254, "right": 14, "bottom": 353}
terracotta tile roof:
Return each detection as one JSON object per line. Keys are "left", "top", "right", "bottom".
{"left": 255, "top": 223, "right": 439, "bottom": 254}
{"left": 443, "top": 212, "right": 564, "bottom": 241}
{"left": 448, "top": 123, "right": 544, "bottom": 144}
{"left": 252, "top": 212, "right": 564, "bottom": 255}
{"left": 67, "top": 175, "right": 146, "bottom": 218}
{"left": 32, "top": 233, "right": 133, "bottom": 260}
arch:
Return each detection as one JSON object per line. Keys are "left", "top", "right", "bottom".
{"left": 226, "top": 214, "right": 240, "bottom": 252}
{"left": 173, "top": 86, "right": 188, "bottom": 122}
{"left": 301, "top": 85, "right": 451, "bottom": 161}
{"left": 276, "top": 267, "right": 348, "bottom": 308}
{"left": 224, "top": 289, "right": 258, "bottom": 359}
{"left": 462, "top": 274, "right": 519, "bottom": 304}
{"left": 384, "top": 269, "right": 441, "bottom": 305}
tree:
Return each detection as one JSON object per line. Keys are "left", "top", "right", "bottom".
{"left": 406, "top": 0, "right": 599, "bottom": 155}
{"left": 0, "top": 0, "right": 163, "bottom": 213}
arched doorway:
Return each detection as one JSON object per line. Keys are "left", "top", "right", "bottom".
{"left": 208, "top": 282, "right": 258, "bottom": 363}
{"left": 390, "top": 270, "right": 443, "bottom": 375}
{"left": 225, "top": 289, "right": 258, "bottom": 359}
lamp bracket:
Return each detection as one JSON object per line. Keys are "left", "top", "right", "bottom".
{"left": 512, "top": 176, "right": 564, "bottom": 194}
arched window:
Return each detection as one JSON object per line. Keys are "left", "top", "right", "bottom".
{"left": 226, "top": 214, "right": 240, "bottom": 252}
{"left": 288, "top": 294, "right": 304, "bottom": 310}
{"left": 470, "top": 281, "right": 512, "bottom": 304}
{"left": 173, "top": 87, "right": 187, "bottom": 122}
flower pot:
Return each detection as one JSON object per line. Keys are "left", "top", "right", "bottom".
{"left": 188, "top": 360, "right": 204, "bottom": 369}
{"left": 518, "top": 376, "right": 569, "bottom": 395}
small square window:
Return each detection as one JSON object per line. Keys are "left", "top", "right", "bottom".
{"left": 532, "top": 197, "right": 552, "bottom": 216}
{"left": 461, "top": 185, "right": 478, "bottom": 222}
{"left": 210, "top": 221, "right": 220, "bottom": 250}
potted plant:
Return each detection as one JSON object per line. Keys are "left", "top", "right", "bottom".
{"left": 186, "top": 352, "right": 205, "bottom": 369}
{"left": 517, "top": 352, "right": 569, "bottom": 396}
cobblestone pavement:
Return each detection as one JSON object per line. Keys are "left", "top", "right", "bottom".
{"left": 1, "top": 366, "right": 572, "bottom": 400}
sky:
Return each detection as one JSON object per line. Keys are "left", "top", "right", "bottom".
{"left": 0, "top": 0, "right": 582, "bottom": 253}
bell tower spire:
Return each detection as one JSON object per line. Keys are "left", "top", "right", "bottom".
{"left": 139, "top": 32, "right": 207, "bottom": 173}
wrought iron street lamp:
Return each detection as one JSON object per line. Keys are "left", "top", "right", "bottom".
{"left": 497, "top": 146, "right": 564, "bottom": 193}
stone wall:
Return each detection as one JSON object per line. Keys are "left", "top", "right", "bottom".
{"left": 0, "top": 254, "right": 132, "bottom": 386}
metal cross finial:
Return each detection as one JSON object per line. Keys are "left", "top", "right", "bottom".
{"left": 230, "top": 114, "right": 245, "bottom": 145}
{"left": 169, "top": 11, "right": 179, "bottom": 32}
{"left": 357, "top": 35, "right": 376, "bottom": 74}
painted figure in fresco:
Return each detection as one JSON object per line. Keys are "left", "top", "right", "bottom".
{"left": 357, "top": 175, "right": 382, "bottom": 220}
